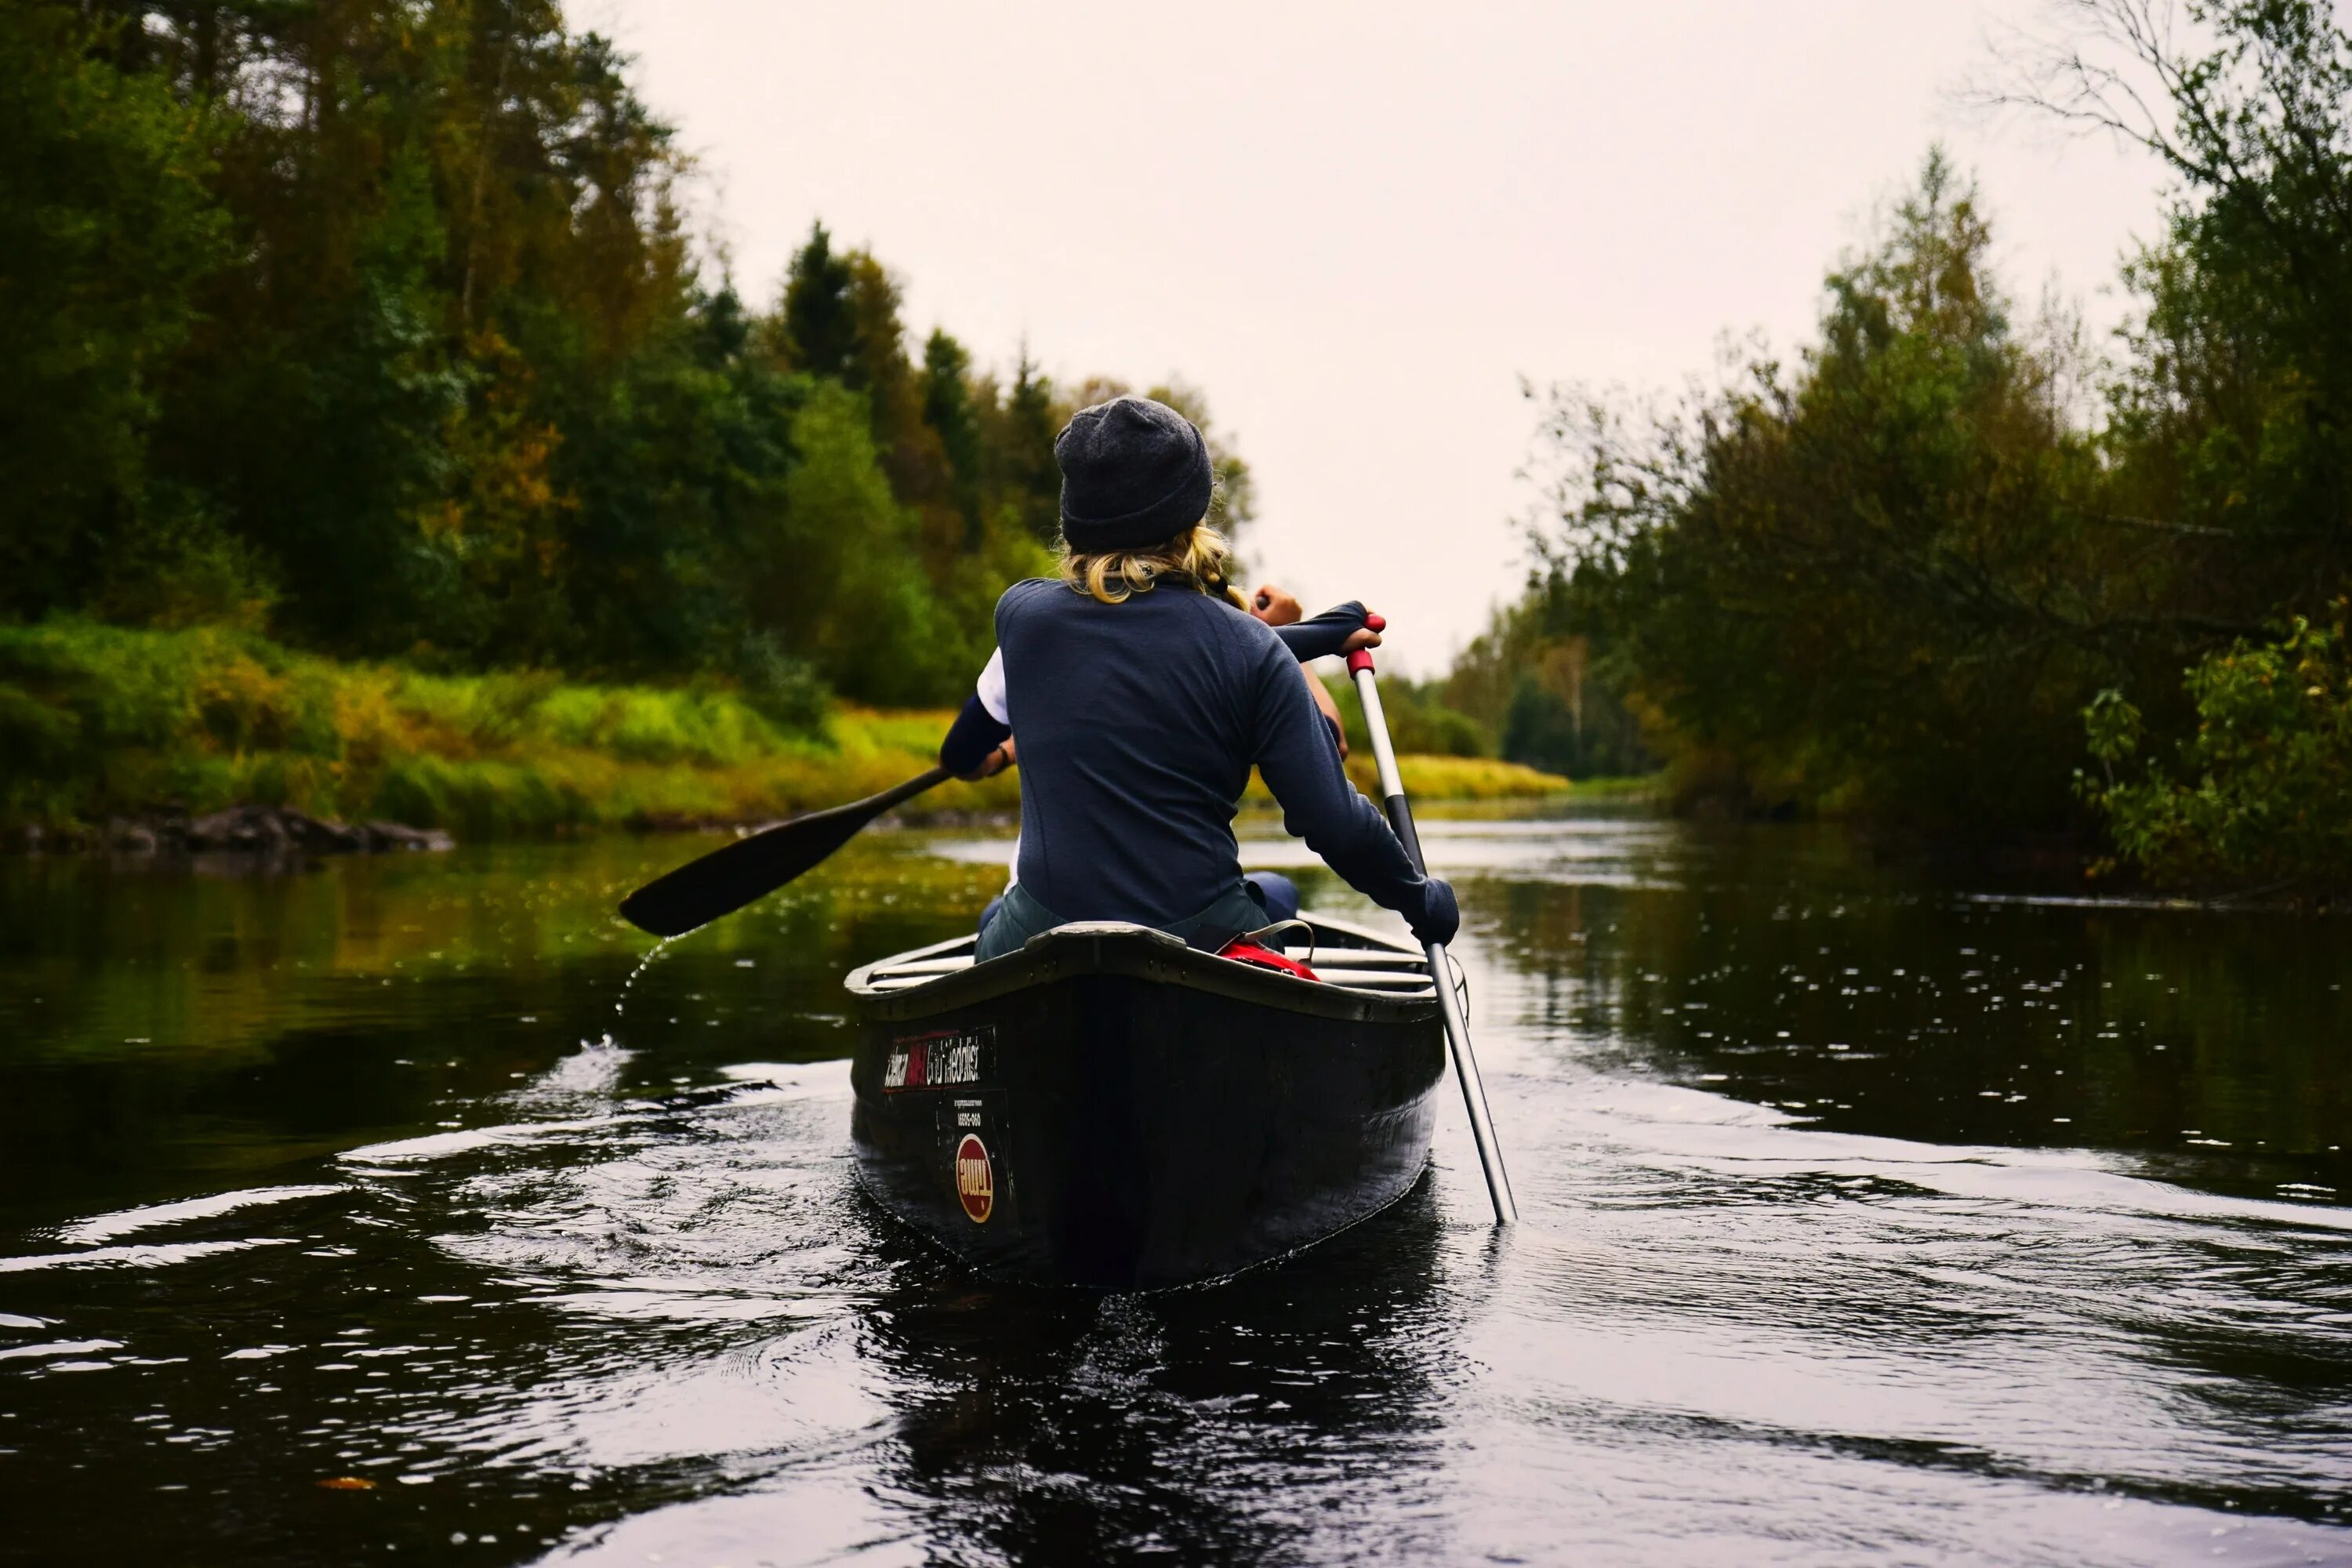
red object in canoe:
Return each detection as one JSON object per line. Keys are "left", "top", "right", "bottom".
{"left": 1216, "top": 940, "right": 1319, "bottom": 982}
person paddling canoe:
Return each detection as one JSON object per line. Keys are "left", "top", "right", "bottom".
{"left": 936, "top": 394, "right": 1457, "bottom": 962}
{"left": 960, "top": 579, "right": 1353, "bottom": 935}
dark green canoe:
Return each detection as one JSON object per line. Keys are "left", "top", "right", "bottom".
{"left": 844, "top": 913, "right": 1444, "bottom": 1290}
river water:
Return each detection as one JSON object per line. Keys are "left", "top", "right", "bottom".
{"left": 2, "top": 812, "right": 2347, "bottom": 1566}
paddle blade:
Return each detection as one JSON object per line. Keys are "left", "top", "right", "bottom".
{"left": 618, "top": 767, "right": 951, "bottom": 936}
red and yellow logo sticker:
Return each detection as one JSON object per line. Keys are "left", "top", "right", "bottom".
{"left": 954, "top": 1133, "right": 994, "bottom": 1223}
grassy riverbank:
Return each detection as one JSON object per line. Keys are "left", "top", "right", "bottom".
{"left": 0, "top": 621, "right": 1573, "bottom": 840}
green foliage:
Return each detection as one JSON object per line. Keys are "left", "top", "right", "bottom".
{"left": 0, "top": 622, "right": 1544, "bottom": 837}
{"left": 1323, "top": 676, "right": 1494, "bottom": 759}
{"left": 996, "top": 351, "right": 1064, "bottom": 545}
{"left": 2080, "top": 607, "right": 2352, "bottom": 895}
{"left": 0, "top": 5, "right": 230, "bottom": 617}
{"left": 923, "top": 329, "right": 985, "bottom": 543}
{"left": 1, "top": 2, "right": 1237, "bottom": 728}
{"left": 731, "top": 631, "right": 831, "bottom": 733}
{"left": 1445, "top": 598, "right": 1653, "bottom": 780}
{"left": 85, "top": 489, "right": 280, "bottom": 631}
{"left": 1523, "top": 151, "right": 2132, "bottom": 827}
{"left": 2078, "top": 0, "right": 2352, "bottom": 605}
{"left": 0, "top": 619, "right": 1019, "bottom": 834}
{"left": 779, "top": 384, "right": 964, "bottom": 705}
{"left": 777, "top": 222, "right": 862, "bottom": 382}
{"left": 1488, "top": 5, "right": 2352, "bottom": 850}
{"left": 1352, "top": 754, "right": 1570, "bottom": 802}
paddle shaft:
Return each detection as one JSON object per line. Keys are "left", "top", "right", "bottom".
{"left": 862, "top": 764, "right": 958, "bottom": 818}
{"left": 1348, "top": 642, "right": 1519, "bottom": 1226}
{"left": 618, "top": 764, "right": 954, "bottom": 937}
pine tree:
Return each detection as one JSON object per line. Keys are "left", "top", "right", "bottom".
{"left": 1001, "top": 348, "right": 1061, "bottom": 544}
{"left": 921, "top": 329, "right": 984, "bottom": 546}
{"left": 776, "top": 221, "right": 858, "bottom": 380}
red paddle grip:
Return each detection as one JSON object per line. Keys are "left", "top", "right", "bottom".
{"left": 1346, "top": 610, "right": 1385, "bottom": 673}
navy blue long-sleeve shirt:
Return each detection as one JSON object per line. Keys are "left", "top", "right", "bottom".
{"left": 953, "top": 578, "right": 1444, "bottom": 935}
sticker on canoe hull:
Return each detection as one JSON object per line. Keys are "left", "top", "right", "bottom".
{"left": 883, "top": 1026, "right": 993, "bottom": 1093}
{"left": 955, "top": 1133, "right": 994, "bottom": 1224}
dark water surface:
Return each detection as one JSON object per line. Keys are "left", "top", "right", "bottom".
{"left": 2, "top": 814, "right": 2349, "bottom": 1566}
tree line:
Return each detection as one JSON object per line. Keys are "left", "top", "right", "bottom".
{"left": 1450, "top": 0, "right": 2352, "bottom": 890}
{"left": 0, "top": 0, "right": 1252, "bottom": 719}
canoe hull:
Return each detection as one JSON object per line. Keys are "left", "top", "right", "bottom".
{"left": 848, "top": 923, "right": 1444, "bottom": 1290}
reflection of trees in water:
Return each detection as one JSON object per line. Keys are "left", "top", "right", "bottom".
{"left": 0, "top": 836, "right": 997, "bottom": 1064}
{"left": 0, "top": 836, "right": 1003, "bottom": 1225}
{"left": 1470, "top": 831, "right": 2352, "bottom": 1520}
{"left": 857, "top": 1180, "right": 1457, "bottom": 1564}
{"left": 1471, "top": 825, "right": 2351, "bottom": 1196}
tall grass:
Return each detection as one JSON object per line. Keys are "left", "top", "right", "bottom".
{"left": 0, "top": 620, "right": 1018, "bottom": 833}
{"left": 0, "top": 621, "right": 1575, "bottom": 837}
{"left": 1368, "top": 754, "right": 1581, "bottom": 801}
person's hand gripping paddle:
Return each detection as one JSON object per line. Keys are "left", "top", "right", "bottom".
{"left": 1348, "top": 615, "right": 1519, "bottom": 1225}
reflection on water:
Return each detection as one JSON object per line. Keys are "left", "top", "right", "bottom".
{"left": 1, "top": 815, "right": 2348, "bottom": 1565}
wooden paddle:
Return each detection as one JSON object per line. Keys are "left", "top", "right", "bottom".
{"left": 618, "top": 766, "right": 953, "bottom": 937}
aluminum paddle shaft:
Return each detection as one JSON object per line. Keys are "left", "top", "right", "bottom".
{"left": 1347, "top": 624, "right": 1519, "bottom": 1225}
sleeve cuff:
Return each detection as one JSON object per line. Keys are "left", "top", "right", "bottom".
{"left": 1272, "top": 601, "right": 1367, "bottom": 663}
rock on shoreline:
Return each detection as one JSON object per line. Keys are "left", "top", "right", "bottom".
{"left": 15, "top": 805, "right": 454, "bottom": 856}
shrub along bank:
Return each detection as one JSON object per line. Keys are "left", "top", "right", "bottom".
{"left": 1478, "top": 7, "right": 2352, "bottom": 896}
{"left": 2079, "top": 606, "right": 2352, "bottom": 902}
{"left": 0, "top": 622, "right": 1569, "bottom": 843}
{"left": 0, "top": 620, "right": 1018, "bottom": 837}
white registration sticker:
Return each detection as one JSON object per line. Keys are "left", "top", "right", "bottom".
{"left": 881, "top": 1028, "right": 992, "bottom": 1092}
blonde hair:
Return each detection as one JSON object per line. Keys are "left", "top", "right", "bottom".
{"left": 1061, "top": 521, "right": 1248, "bottom": 609}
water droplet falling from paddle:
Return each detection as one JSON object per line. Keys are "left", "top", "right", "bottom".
{"left": 615, "top": 935, "right": 678, "bottom": 1019}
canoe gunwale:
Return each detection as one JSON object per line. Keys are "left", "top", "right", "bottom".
{"left": 845, "top": 916, "right": 1439, "bottom": 1026}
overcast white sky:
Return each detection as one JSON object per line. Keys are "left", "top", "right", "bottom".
{"left": 580, "top": 1, "right": 2167, "bottom": 673}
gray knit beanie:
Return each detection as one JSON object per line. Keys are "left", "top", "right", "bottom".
{"left": 1054, "top": 396, "right": 1214, "bottom": 553}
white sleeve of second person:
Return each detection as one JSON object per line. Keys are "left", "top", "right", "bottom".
{"left": 975, "top": 648, "right": 1018, "bottom": 887}
{"left": 976, "top": 648, "right": 1010, "bottom": 724}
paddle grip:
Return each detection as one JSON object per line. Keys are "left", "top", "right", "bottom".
{"left": 1345, "top": 612, "right": 1386, "bottom": 675}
